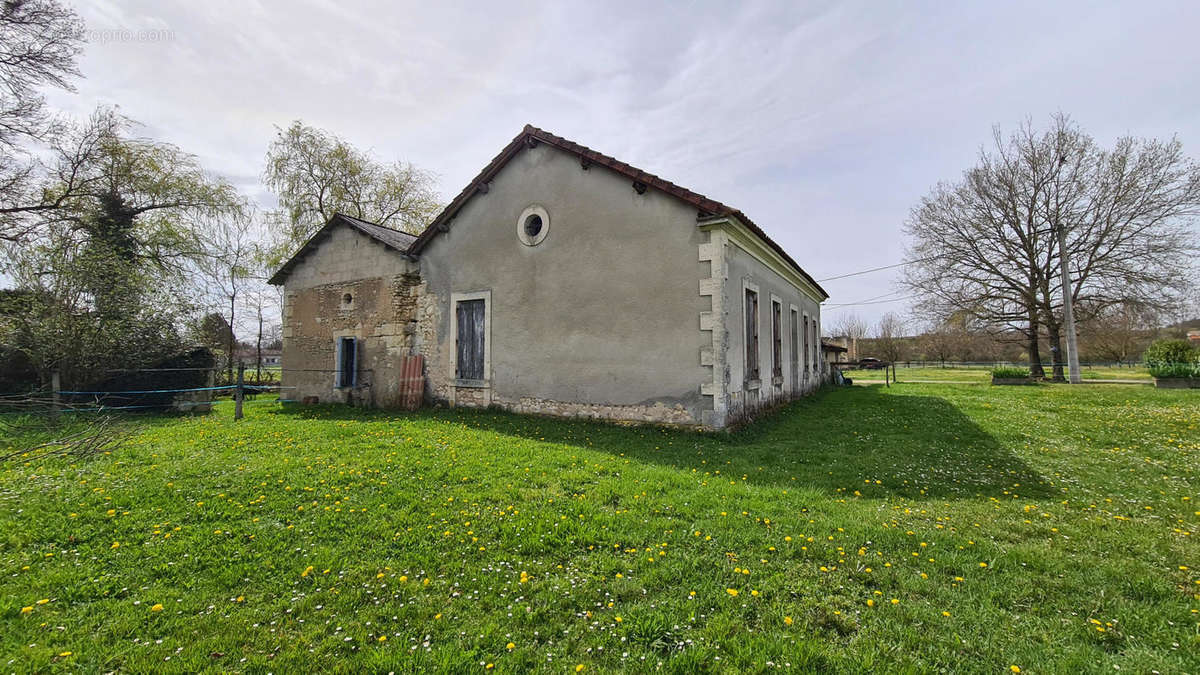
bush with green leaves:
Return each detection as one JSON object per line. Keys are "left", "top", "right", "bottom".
{"left": 1142, "top": 339, "right": 1200, "bottom": 379}
{"left": 991, "top": 366, "right": 1031, "bottom": 379}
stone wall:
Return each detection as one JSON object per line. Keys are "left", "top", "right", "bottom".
{"left": 494, "top": 394, "right": 696, "bottom": 426}
{"left": 280, "top": 225, "right": 421, "bottom": 406}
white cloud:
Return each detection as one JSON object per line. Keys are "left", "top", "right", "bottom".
{"left": 47, "top": 0, "right": 1200, "bottom": 326}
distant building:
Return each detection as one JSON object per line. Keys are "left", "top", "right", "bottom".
{"left": 234, "top": 348, "right": 281, "bottom": 366}
{"left": 822, "top": 341, "right": 849, "bottom": 365}
{"left": 826, "top": 336, "right": 858, "bottom": 361}
{"left": 1188, "top": 330, "right": 1200, "bottom": 346}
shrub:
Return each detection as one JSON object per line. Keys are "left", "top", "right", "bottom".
{"left": 991, "top": 366, "right": 1031, "bottom": 379}
{"left": 1143, "top": 339, "right": 1200, "bottom": 379}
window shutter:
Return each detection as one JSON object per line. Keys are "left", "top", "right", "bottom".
{"left": 334, "top": 338, "right": 344, "bottom": 387}
{"left": 456, "top": 299, "right": 486, "bottom": 381}
{"left": 335, "top": 337, "right": 357, "bottom": 387}
{"left": 745, "top": 289, "right": 759, "bottom": 380}
{"left": 802, "top": 317, "right": 809, "bottom": 373}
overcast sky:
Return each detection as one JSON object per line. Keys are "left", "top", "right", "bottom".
{"left": 47, "top": 0, "right": 1200, "bottom": 328}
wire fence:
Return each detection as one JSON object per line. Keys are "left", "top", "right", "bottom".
{"left": 0, "top": 366, "right": 305, "bottom": 422}
{"left": 0, "top": 364, "right": 384, "bottom": 423}
{"left": 834, "top": 360, "right": 1153, "bottom": 370}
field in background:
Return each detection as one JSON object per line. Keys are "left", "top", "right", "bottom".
{"left": 840, "top": 364, "right": 1153, "bottom": 383}
{"left": 2, "top": 384, "right": 1196, "bottom": 672}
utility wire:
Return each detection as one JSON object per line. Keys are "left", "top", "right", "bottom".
{"left": 825, "top": 294, "right": 918, "bottom": 309}
{"left": 816, "top": 258, "right": 935, "bottom": 283}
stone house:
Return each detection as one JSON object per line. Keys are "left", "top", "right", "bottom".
{"left": 269, "top": 125, "right": 829, "bottom": 429}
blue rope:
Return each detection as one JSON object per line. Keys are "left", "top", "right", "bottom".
{"left": 57, "top": 385, "right": 237, "bottom": 395}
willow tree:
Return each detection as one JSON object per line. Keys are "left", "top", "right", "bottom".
{"left": 262, "top": 121, "right": 442, "bottom": 262}
{"left": 903, "top": 115, "right": 1200, "bottom": 378}
{"left": 1, "top": 109, "right": 245, "bottom": 386}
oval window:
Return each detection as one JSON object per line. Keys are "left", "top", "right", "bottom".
{"left": 524, "top": 214, "right": 543, "bottom": 238}
{"left": 516, "top": 205, "right": 549, "bottom": 246}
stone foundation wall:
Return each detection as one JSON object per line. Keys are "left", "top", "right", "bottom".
{"left": 493, "top": 394, "right": 697, "bottom": 426}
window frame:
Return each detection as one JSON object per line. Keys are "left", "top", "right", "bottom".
{"left": 802, "top": 313, "right": 810, "bottom": 375}
{"left": 789, "top": 305, "right": 800, "bottom": 388}
{"left": 334, "top": 336, "right": 358, "bottom": 388}
{"left": 811, "top": 318, "right": 819, "bottom": 370}
{"left": 450, "top": 290, "right": 492, "bottom": 387}
{"left": 743, "top": 283, "right": 760, "bottom": 385}
{"left": 770, "top": 296, "right": 783, "bottom": 382}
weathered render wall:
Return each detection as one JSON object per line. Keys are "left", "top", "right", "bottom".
{"left": 416, "top": 142, "right": 712, "bottom": 426}
{"left": 720, "top": 239, "right": 824, "bottom": 420}
{"left": 281, "top": 226, "right": 420, "bottom": 406}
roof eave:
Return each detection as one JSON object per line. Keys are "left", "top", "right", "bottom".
{"left": 268, "top": 213, "right": 415, "bottom": 286}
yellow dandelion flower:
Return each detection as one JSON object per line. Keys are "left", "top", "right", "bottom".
{"left": 506, "top": 642, "right": 515, "bottom": 650}
{"left": 151, "top": 603, "right": 163, "bottom": 612}
{"left": 21, "top": 606, "right": 33, "bottom": 614}
{"left": 59, "top": 651, "right": 72, "bottom": 657}
{"left": 784, "top": 616, "right": 793, "bottom": 626}
{"left": 110, "top": 541, "right": 120, "bottom": 549}
{"left": 37, "top": 598, "right": 49, "bottom": 605}
{"left": 942, "top": 611, "right": 951, "bottom": 617}
{"left": 378, "top": 635, "right": 386, "bottom": 642}
{"left": 576, "top": 666, "right": 585, "bottom": 673}
{"left": 726, "top": 588, "right": 739, "bottom": 597}
{"left": 614, "top": 616, "right": 622, "bottom": 622}
{"left": 866, "top": 599, "right": 875, "bottom": 607}
{"left": 1010, "top": 667, "right": 1021, "bottom": 674}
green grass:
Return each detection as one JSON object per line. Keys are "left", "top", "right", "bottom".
{"left": 843, "top": 365, "right": 1153, "bottom": 382}
{"left": 2, "top": 385, "right": 1197, "bottom": 673}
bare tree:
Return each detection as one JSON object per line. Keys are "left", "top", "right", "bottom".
{"left": 0, "top": 0, "right": 85, "bottom": 242}
{"left": 240, "top": 286, "right": 281, "bottom": 379}
{"left": 904, "top": 115, "right": 1200, "bottom": 378}
{"left": 918, "top": 324, "right": 956, "bottom": 366}
{"left": 830, "top": 312, "right": 869, "bottom": 340}
{"left": 0, "top": 0, "right": 83, "bottom": 149}
{"left": 1080, "top": 302, "right": 1157, "bottom": 364}
{"left": 829, "top": 312, "right": 869, "bottom": 360}
{"left": 874, "top": 312, "right": 907, "bottom": 363}
{"left": 196, "top": 210, "right": 258, "bottom": 383}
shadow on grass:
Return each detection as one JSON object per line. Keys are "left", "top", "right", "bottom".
{"left": 264, "top": 386, "right": 1051, "bottom": 500}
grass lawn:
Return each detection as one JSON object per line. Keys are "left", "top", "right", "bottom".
{"left": 842, "top": 365, "right": 1153, "bottom": 383}
{"left": 2, "top": 385, "right": 1197, "bottom": 673}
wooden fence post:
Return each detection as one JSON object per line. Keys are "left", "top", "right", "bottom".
{"left": 51, "top": 370, "right": 61, "bottom": 419}
{"left": 235, "top": 363, "right": 245, "bottom": 421}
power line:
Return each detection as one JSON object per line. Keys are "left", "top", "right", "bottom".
{"left": 825, "top": 289, "right": 904, "bottom": 307}
{"left": 825, "top": 293, "right": 918, "bottom": 309}
{"left": 816, "top": 261, "right": 910, "bottom": 282}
